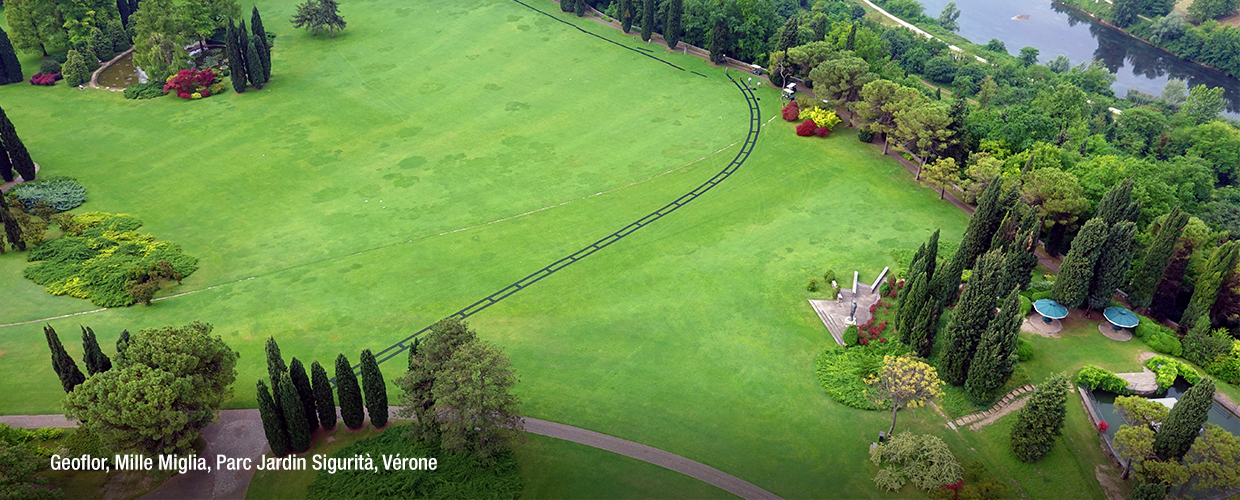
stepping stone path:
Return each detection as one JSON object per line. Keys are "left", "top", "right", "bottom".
{"left": 950, "top": 384, "right": 1036, "bottom": 429}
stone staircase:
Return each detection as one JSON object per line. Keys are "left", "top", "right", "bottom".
{"left": 949, "top": 384, "right": 1036, "bottom": 429}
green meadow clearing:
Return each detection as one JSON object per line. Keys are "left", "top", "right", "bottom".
{"left": 0, "top": 0, "right": 1138, "bottom": 497}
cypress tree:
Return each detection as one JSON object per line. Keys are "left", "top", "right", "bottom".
{"left": 965, "top": 287, "right": 1023, "bottom": 402}
{"left": 665, "top": 0, "right": 683, "bottom": 49}
{"left": 1052, "top": 218, "right": 1109, "bottom": 309}
{"left": 957, "top": 177, "right": 1006, "bottom": 269}
{"left": 930, "top": 250, "right": 967, "bottom": 308}
{"left": 246, "top": 37, "right": 266, "bottom": 90}
{"left": 311, "top": 360, "right": 337, "bottom": 430}
{"left": 335, "top": 354, "right": 365, "bottom": 430}
{"left": 0, "top": 194, "right": 25, "bottom": 252}
{"left": 237, "top": 20, "right": 252, "bottom": 87}
{"left": 0, "top": 136, "right": 12, "bottom": 182}
{"left": 908, "top": 298, "right": 941, "bottom": 357}
{"left": 924, "top": 229, "right": 940, "bottom": 281}
{"left": 0, "top": 106, "right": 36, "bottom": 182}
{"left": 1094, "top": 179, "right": 1136, "bottom": 225}
{"left": 938, "top": 250, "right": 1005, "bottom": 385}
{"left": 251, "top": 7, "right": 271, "bottom": 81}
{"left": 278, "top": 371, "right": 311, "bottom": 453}
{"left": 776, "top": 16, "right": 799, "bottom": 54}
{"left": 0, "top": 27, "right": 24, "bottom": 84}
{"left": 45, "top": 325, "right": 85, "bottom": 392}
{"left": 1128, "top": 208, "right": 1190, "bottom": 309}
{"left": 1153, "top": 378, "right": 1215, "bottom": 461}
{"left": 575, "top": 0, "right": 586, "bottom": 16}
{"left": 1087, "top": 221, "right": 1137, "bottom": 312}
{"left": 560, "top": 0, "right": 572, "bottom": 12}
{"left": 640, "top": 0, "right": 655, "bottom": 42}
{"left": 708, "top": 18, "right": 727, "bottom": 63}
{"left": 265, "top": 337, "right": 287, "bottom": 395}
{"left": 845, "top": 22, "right": 857, "bottom": 51}
{"left": 256, "top": 379, "right": 290, "bottom": 457}
{"left": 998, "top": 228, "right": 1040, "bottom": 296}
{"left": 226, "top": 20, "right": 246, "bottom": 93}
{"left": 359, "top": 349, "right": 388, "bottom": 429}
{"left": 620, "top": 0, "right": 634, "bottom": 33}
{"left": 117, "top": 0, "right": 132, "bottom": 27}
{"left": 80, "top": 326, "right": 112, "bottom": 376}
{"left": 115, "top": 329, "right": 129, "bottom": 365}
{"left": 1010, "top": 372, "right": 1070, "bottom": 462}
{"left": 1181, "top": 242, "right": 1239, "bottom": 332}
{"left": 288, "top": 358, "right": 319, "bottom": 432}
{"left": 897, "top": 270, "right": 928, "bottom": 344}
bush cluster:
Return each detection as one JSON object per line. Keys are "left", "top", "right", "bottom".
{"left": 123, "top": 82, "right": 168, "bottom": 100}
{"left": 1202, "top": 339, "right": 1240, "bottom": 384}
{"left": 38, "top": 60, "right": 61, "bottom": 75}
{"left": 870, "top": 432, "right": 962, "bottom": 492}
{"left": 1132, "top": 316, "right": 1183, "bottom": 356}
{"left": 796, "top": 119, "right": 817, "bottom": 136}
{"left": 9, "top": 177, "right": 86, "bottom": 212}
{"left": 23, "top": 212, "right": 198, "bottom": 307}
{"left": 1143, "top": 356, "right": 1201, "bottom": 390}
{"left": 1016, "top": 338, "right": 1034, "bottom": 362}
{"left": 29, "top": 73, "right": 61, "bottom": 86}
{"left": 814, "top": 341, "right": 910, "bottom": 410}
{"left": 306, "top": 425, "right": 521, "bottom": 500}
{"left": 781, "top": 100, "right": 799, "bottom": 121}
{"left": 164, "top": 69, "right": 220, "bottom": 99}
{"left": 1075, "top": 365, "right": 1129, "bottom": 394}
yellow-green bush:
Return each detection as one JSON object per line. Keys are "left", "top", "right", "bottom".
{"left": 798, "top": 106, "right": 841, "bottom": 129}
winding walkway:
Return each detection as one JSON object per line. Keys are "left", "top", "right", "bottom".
{"left": 0, "top": 411, "right": 782, "bottom": 500}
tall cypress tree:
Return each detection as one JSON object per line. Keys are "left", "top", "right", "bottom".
{"left": 1094, "top": 179, "right": 1136, "bottom": 225}
{"left": 335, "top": 354, "right": 365, "bottom": 430}
{"left": 80, "top": 326, "right": 112, "bottom": 376}
{"left": 251, "top": 7, "right": 272, "bottom": 81}
{"left": 575, "top": 0, "right": 586, "bottom": 16}
{"left": 0, "top": 136, "right": 12, "bottom": 182}
{"left": 924, "top": 229, "right": 940, "bottom": 281}
{"left": 45, "top": 326, "right": 85, "bottom": 393}
{"left": 311, "top": 360, "right": 337, "bottom": 430}
{"left": 278, "top": 372, "right": 311, "bottom": 453}
{"left": 115, "top": 329, "right": 130, "bottom": 365}
{"left": 938, "top": 250, "right": 1005, "bottom": 385}
{"left": 246, "top": 37, "right": 266, "bottom": 90}
{"left": 1087, "top": 221, "right": 1137, "bottom": 312}
{"left": 957, "top": 177, "right": 1007, "bottom": 270}
{"left": 845, "top": 22, "right": 857, "bottom": 51}
{"left": 0, "top": 194, "right": 25, "bottom": 252}
{"left": 620, "top": 0, "right": 634, "bottom": 33}
{"left": 257, "top": 379, "right": 290, "bottom": 457}
{"left": 640, "top": 0, "right": 655, "bottom": 42}
{"left": 0, "top": 106, "right": 36, "bottom": 182}
{"left": 897, "top": 270, "right": 928, "bottom": 344}
{"left": 1052, "top": 218, "right": 1109, "bottom": 309}
{"left": 288, "top": 358, "right": 319, "bottom": 432}
{"left": 359, "top": 349, "right": 388, "bottom": 429}
{"left": 226, "top": 20, "right": 246, "bottom": 93}
{"left": 265, "top": 337, "right": 287, "bottom": 396}
{"left": 998, "top": 227, "right": 1040, "bottom": 296}
{"left": 1153, "top": 378, "right": 1215, "bottom": 461}
{"left": 708, "top": 19, "right": 727, "bottom": 63}
{"left": 665, "top": 0, "right": 683, "bottom": 49}
{"left": 775, "top": 16, "right": 799, "bottom": 53}
{"left": 965, "top": 287, "right": 1023, "bottom": 402}
{"left": 1010, "top": 372, "right": 1070, "bottom": 462}
{"left": 908, "top": 298, "right": 941, "bottom": 357}
{"left": 0, "top": 27, "right": 24, "bottom": 84}
{"left": 1181, "top": 242, "right": 1239, "bottom": 332}
{"left": 1128, "top": 208, "right": 1190, "bottom": 309}
{"left": 930, "top": 250, "right": 967, "bottom": 308}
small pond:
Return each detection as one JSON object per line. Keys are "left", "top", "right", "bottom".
{"left": 95, "top": 52, "right": 141, "bottom": 88}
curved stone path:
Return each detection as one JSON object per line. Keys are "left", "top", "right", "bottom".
{"left": 949, "top": 384, "right": 1036, "bottom": 430}
{"left": 1, "top": 411, "right": 782, "bottom": 500}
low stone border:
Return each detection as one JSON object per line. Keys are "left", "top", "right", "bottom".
{"left": 950, "top": 384, "right": 1035, "bottom": 428}
{"left": 88, "top": 47, "right": 135, "bottom": 92}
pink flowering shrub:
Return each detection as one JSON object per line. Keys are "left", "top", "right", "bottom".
{"left": 163, "top": 69, "right": 218, "bottom": 100}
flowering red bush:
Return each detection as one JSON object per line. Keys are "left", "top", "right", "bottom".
{"left": 795, "top": 119, "right": 816, "bottom": 136}
{"left": 163, "top": 69, "right": 218, "bottom": 100}
{"left": 781, "top": 101, "right": 799, "bottom": 121}
{"left": 29, "top": 73, "right": 60, "bottom": 85}
{"left": 1097, "top": 421, "right": 1109, "bottom": 432}
{"left": 814, "top": 126, "right": 830, "bottom": 137}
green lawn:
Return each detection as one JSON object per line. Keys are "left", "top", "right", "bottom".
{"left": 0, "top": 0, "right": 1142, "bottom": 498}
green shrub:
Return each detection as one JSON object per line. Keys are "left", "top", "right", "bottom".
{"left": 23, "top": 212, "right": 198, "bottom": 307}
{"left": 1028, "top": 281, "right": 1054, "bottom": 292}
{"left": 1076, "top": 365, "right": 1129, "bottom": 394}
{"left": 1016, "top": 338, "right": 1034, "bottom": 362}
{"left": 306, "top": 425, "right": 521, "bottom": 500}
{"left": 1029, "top": 290, "right": 1054, "bottom": 301}
{"left": 123, "top": 82, "right": 167, "bottom": 99}
{"left": 823, "top": 269, "right": 837, "bottom": 284}
{"left": 39, "top": 59, "right": 61, "bottom": 74}
{"left": 858, "top": 128, "right": 875, "bottom": 143}
{"left": 879, "top": 281, "right": 892, "bottom": 295}
{"left": 1019, "top": 295, "right": 1032, "bottom": 317}
{"left": 1134, "top": 317, "right": 1184, "bottom": 356}
{"left": 806, "top": 278, "right": 819, "bottom": 292}
{"left": 870, "top": 432, "right": 962, "bottom": 492}
{"left": 843, "top": 325, "right": 859, "bottom": 347}
{"left": 814, "top": 341, "right": 910, "bottom": 410}
{"left": 1143, "top": 356, "right": 1200, "bottom": 390}
{"left": 10, "top": 177, "right": 87, "bottom": 213}
{"left": 1203, "top": 340, "right": 1240, "bottom": 384}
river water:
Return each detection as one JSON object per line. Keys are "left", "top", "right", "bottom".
{"left": 917, "top": 0, "right": 1240, "bottom": 116}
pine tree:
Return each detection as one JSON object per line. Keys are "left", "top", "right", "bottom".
{"left": 1154, "top": 378, "right": 1215, "bottom": 461}
{"left": 1052, "top": 218, "right": 1109, "bottom": 309}
{"left": 1087, "top": 221, "right": 1137, "bottom": 312}
{"left": 80, "top": 326, "right": 112, "bottom": 376}
{"left": 0, "top": 105, "right": 36, "bottom": 182}
{"left": 776, "top": 16, "right": 799, "bottom": 53}
{"left": 1128, "top": 208, "right": 1190, "bottom": 309}
{"left": 311, "top": 360, "right": 336, "bottom": 430}
{"left": 45, "top": 325, "right": 86, "bottom": 393}
{"left": 708, "top": 18, "right": 726, "bottom": 63}
{"left": 246, "top": 37, "right": 266, "bottom": 90}
{"left": 288, "top": 358, "right": 319, "bottom": 432}
{"left": 0, "top": 194, "right": 25, "bottom": 252}
{"left": 0, "top": 27, "right": 24, "bottom": 84}
{"left": 938, "top": 250, "right": 1004, "bottom": 385}
{"left": 965, "top": 287, "right": 1023, "bottom": 402}
{"left": 665, "top": 0, "right": 683, "bottom": 49}
{"left": 256, "top": 379, "right": 290, "bottom": 457}
{"left": 957, "top": 177, "right": 1006, "bottom": 269}
{"left": 335, "top": 354, "right": 365, "bottom": 430}
{"left": 640, "top": 0, "right": 655, "bottom": 42}
{"left": 1010, "top": 372, "right": 1069, "bottom": 462}
{"left": 278, "top": 371, "right": 311, "bottom": 453}
{"left": 226, "top": 20, "right": 246, "bottom": 93}
{"left": 251, "top": 7, "right": 272, "bottom": 81}
{"left": 620, "top": 0, "right": 634, "bottom": 33}
{"left": 360, "top": 349, "right": 388, "bottom": 429}
{"left": 1181, "top": 242, "right": 1239, "bottom": 332}
{"left": 1129, "top": 482, "right": 1168, "bottom": 500}
{"left": 115, "top": 329, "right": 130, "bottom": 365}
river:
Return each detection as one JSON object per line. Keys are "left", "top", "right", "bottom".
{"left": 917, "top": 0, "right": 1240, "bottom": 117}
